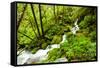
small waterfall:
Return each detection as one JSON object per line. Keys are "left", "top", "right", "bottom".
{"left": 60, "top": 34, "right": 67, "bottom": 43}
{"left": 71, "top": 19, "right": 79, "bottom": 34}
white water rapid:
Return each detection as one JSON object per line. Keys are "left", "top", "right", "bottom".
{"left": 17, "top": 34, "right": 68, "bottom": 65}
{"left": 71, "top": 19, "right": 79, "bottom": 34}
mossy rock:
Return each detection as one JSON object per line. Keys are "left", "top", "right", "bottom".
{"left": 41, "top": 43, "right": 48, "bottom": 49}
{"left": 31, "top": 48, "right": 39, "bottom": 54}
{"left": 67, "top": 32, "right": 73, "bottom": 37}
{"left": 47, "top": 48, "right": 60, "bottom": 61}
{"left": 51, "top": 35, "right": 62, "bottom": 44}
{"left": 64, "top": 25, "right": 71, "bottom": 32}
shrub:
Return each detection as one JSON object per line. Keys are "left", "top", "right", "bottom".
{"left": 47, "top": 34, "right": 96, "bottom": 62}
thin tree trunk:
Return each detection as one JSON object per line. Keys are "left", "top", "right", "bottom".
{"left": 39, "top": 4, "right": 44, "bottom": 38}
{"left": 17, "top": 4, "right": 27, "bottom": 31}
{"left": 54, "top": 5, "right": 56, "bottom": 23}
{"left": 30, "top": 4, "right": 41, "bottom": 37}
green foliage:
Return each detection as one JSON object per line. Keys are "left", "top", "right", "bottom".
{"left": 17, "top": 3, "right": 97, "bottom": 63}
{"left": 46, "top": 48, "right": 62, "bottom": 62}
{"left": 47, "top": 35, "right": 96, "bottom": 62}
{"left": 79, "top": 15, "right": 96, "bottom": 29}
{"left": 89, "top": 31, "right": 96, "bottom": 42}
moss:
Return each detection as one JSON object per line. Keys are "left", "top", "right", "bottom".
{"left": 31, "top": 48, "right": 39, "bottom": 54}
{"left": 46, "top": 48, "right": 61, "bottom": 62}
{"left": 67, "top": 32, "right": 73, "bottom": 37}
{"left": 41, "top": 43, "right": 48, "bottom": 49}
{"left": 51, "top": 35, "right": 62, "bottom": 44}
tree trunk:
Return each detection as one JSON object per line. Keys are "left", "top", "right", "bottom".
{"left": 30, "top": 4, "right": 41, "bottom": 37}
{"left": 39, "top": 4, "right": 44, "bottom": 38}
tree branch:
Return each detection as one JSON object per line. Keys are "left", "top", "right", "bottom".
{"left": 18, "top": 31, "right": 33, "bottom": 40}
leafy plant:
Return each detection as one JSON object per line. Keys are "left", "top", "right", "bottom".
{"left": 47, "top": 35, "right": 96, "bottom": 62}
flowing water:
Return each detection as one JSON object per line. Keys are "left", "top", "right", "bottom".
{"left": 17, "top": 19, "right": 79, "bottom": 65}
{"left": 71, "top": 19, "right": 79, "bottom": 34}
{"left": 17, "top": 34, "right": 67, "bottom": 65}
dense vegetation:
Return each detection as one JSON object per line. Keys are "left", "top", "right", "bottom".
{"left": 17, "top": 3, "right": 97, "bottom": 62}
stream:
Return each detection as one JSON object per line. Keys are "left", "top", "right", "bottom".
{"left": 17, "top": 19, "right": 79, "bottom": 65}
{"left": 17, "top": 34, "right": 68, "bottom": 65}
